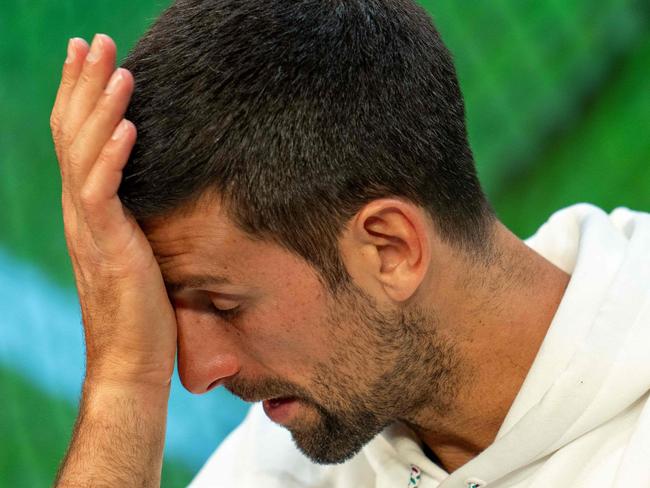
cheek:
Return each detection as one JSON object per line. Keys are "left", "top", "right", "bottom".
{"left": 238, "top": 293, "right": 336, "bottom": 376}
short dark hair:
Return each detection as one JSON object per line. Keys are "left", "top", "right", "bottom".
{"left": 119, "top": 0, "right": 494, "bottom": 291}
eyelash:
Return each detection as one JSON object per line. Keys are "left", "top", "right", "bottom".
{"left": 210, "top": 303, "right": 240, "bottom": 320}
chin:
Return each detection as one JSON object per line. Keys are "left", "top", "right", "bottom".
{"left": 287, "top": 412, "right": 386, "bottom": 465}
{"left": 291, "top": 432, "right": 367, "bottom": 465}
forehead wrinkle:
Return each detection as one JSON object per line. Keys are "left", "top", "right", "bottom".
{"left": 148, "top": 229, "right": 227, "bottom": 260}
{"left": 148, "top": 232, "right": 229, "bottom": 288}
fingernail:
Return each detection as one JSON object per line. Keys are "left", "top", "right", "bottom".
{"left": 65, "top": 38, "right": 76, "bottom": 64}
{"left": 86, "top": 34, "right": 103, "bottom": 63}
{"left": 105, "top": 69, "right": 123, "bottom": 95}
{"left": 111, "top": 120, "right": 129, "bottom": 141}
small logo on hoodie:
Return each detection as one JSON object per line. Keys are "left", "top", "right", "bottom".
{"left": 465, "top": 478, "right": 487, "bottom": 488}
{"left": 407, "top": 464, "right": 422, "bottom": 487}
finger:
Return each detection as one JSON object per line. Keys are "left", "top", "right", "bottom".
{"left": 67, "top": 68, "right": 134, "bottom": 191}
{"left": 60, "top": 34, "right": 117, "bottom": 156}
{"left": 51, "top": 37, "right": 90, "bottom": 161}
{"left": 79, "top": 119, "right": 137, "bottom": 249}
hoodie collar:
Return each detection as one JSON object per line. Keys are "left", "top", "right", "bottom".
{"left": 446, "top": 204, "right": 650, "bottom": 486}
{"left": 362, "top": 204, "right": 650, "bottom": 487}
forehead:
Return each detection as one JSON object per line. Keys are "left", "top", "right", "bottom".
{"left": 142, "top": 196, "right": 318, "bottom": 290}
{"left": 143, "top": 197, "right": 238, "bottom": 266}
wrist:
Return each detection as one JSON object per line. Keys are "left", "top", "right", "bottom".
{"left": 82, "top": 375, "right": 171, "bottom": 405}
{"left": 80, "top": 376, "right": 171, "bottom": 426}
{"left": 84, "top": 354, "right": 175, "bottom": 391}
{"left": 56, "top": 374, "right": 169, "bottom": 487}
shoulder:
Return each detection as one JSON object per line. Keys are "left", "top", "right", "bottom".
{"left": 188, "top": 403, "right": 375, "bottom": 488}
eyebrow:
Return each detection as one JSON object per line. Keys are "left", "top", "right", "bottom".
{"left": 164, "top": 275, "right": 233, "bottom": 294}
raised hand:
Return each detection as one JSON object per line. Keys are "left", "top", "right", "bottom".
{"left": 51, "top": 34, "right": 178, "bottom": 487}
{"left": 50, "top": 34, "right": 177, "bottom": 388}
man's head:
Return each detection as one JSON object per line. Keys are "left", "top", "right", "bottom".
{"left": 120, "top": 0, "right": 494, "bottom": 464}
{"left": 120, "top": 0, "right": 494, "bottom": 291}
{"left": 144, "top": 195, "right": 467, "bottom": 464}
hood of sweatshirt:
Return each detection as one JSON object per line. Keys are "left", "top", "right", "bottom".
{"left": 452, "top": 204, "right": 649, "bottom": 485}
{"left": 363, "top": 203, "right": 650, "bottom": 487}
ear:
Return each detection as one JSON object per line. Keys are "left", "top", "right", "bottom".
{"left": 340, "top": 198, "right": 431, "bottom": 303}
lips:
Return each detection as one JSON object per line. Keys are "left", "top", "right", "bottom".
{"left": 262, "top": 396, "right": 299, "bottom": 424}
{"left": 267, "top": 396, "right": 295, "bottom": 408}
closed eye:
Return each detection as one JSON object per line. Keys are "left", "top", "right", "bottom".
{"left": 210, "top": 300, "right": 241, "bottom": 320}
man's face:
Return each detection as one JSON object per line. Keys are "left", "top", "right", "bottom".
{"left": 144, "top": 196, "right": 459, "bottom": 464}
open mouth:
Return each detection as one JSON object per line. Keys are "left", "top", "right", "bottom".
{"left": 262, "top": 396, "right": 299, "bottom": 424}
{"left": 266, "top": 396, "right": 295, "bottom": 408}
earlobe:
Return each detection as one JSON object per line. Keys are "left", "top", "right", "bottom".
{"left": 344, "top": 199, "right": 431, "bottom": 303}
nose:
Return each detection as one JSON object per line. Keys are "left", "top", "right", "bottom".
{"left": 176, "top": 307, "right": 241, "bottom": 394}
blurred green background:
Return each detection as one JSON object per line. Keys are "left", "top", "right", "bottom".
{"left": 0, "top": 0, "right": 648, "bottom": 486}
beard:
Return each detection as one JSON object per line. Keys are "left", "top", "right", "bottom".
{"left": 225, "top": 283, "right": 461, "bottom": 465}
{"left": 289, "top": 397, "right": 389, "bottom": 464}
{"left": 225, "top": 374, "right": 393, "bottom": 465}
{"left": 225, "top": 372, "right": 388, "bottom": 464}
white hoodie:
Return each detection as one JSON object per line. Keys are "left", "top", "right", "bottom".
{"left": 189, "top": 204, "right": 650, "bottom": 488}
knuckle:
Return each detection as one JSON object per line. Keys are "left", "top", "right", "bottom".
{"left": 79, "top": 68, "right": 95, "bottom": 87}
{"left": 57, "top": 74, "right": 74, "bottom": 94}
{"left": 98, "top": 139, "right": 119, "bottom": 163}
{"left": 49, "top": 110, "right": 59, "bottom": 134}
{"left": 79, "top": 185, "right": 99, "bottom": 209}
{"left": 61, "top": 64, "right": 78, "bottom": 85}
{"left": 66, "top": 142, "right": 85, "bottom": 168}
{"left": 95, "top": 94, "right": 115, "bottom": 120}
{"left": 60, "top": 79, "right": 75, "bottom": 96}
{"left": 50, "top": 113, "right": 64, "bottom": 145}
{"left": 56, "top": 125, "right": 72, "bottom": 152}
{"left": 94, "top": 152, "right": 109, "bottom": 170}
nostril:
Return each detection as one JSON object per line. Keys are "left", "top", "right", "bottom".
{"left": 206, "top": 379, "right": 221, "bottom": 392}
